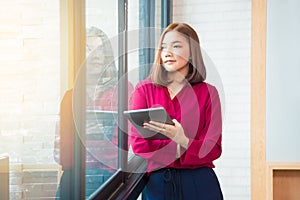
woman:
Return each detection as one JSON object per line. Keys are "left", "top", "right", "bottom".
{"left": 130, "top": 22, "right": 223, "bottom": 199}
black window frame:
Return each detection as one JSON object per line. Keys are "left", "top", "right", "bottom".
{"left": 69, "top": 1, "right": 173, "bottom": 199}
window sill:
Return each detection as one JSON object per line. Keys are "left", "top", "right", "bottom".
{"left": 90, "top": 156, "right": 147, "bottom": 200}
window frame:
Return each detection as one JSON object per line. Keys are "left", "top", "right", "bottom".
{"left": 60, "top": 0, "right": 87, "bottom": 199}
{"left": 62, "top": 0, "right": 172, "bottom": 199}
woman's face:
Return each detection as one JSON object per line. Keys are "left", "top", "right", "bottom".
{"left": 160, "top": 31, "right": 190, "bottom": 75}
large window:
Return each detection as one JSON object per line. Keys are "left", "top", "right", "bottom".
{"left": 59, "top": 0, "right": 172, "bottom": 199}
{"left": 0, "top": 1, "right": 61, "bottom": 199}
{"left": 0, "top": 1, "right": 171, "bottom": 199}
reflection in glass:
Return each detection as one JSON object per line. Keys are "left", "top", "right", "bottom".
{"left": 84, "top": 1, "right": 119, "bottom": 198}
{"left": 85, "top": 27, "right": 119, "bottom": 198}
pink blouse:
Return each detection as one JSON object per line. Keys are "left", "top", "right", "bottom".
{"left": 129, "top": 78, "right": 222, "bottom": 172}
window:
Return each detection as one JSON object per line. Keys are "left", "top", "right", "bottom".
{"left": 0, "top": 1, "right": 61, "bottom": 199}
{"left": 56, "top": 0, "right": 172, "bottom": 199}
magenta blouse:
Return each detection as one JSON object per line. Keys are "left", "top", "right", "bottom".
{"left": 129, "top": 78, "right": 222, "bottom": 172}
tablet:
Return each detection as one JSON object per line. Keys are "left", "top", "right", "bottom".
{"left": 124, "top": 107, "right": 174, "bottom": 140}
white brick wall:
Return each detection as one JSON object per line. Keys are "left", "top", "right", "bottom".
{"left": 173, "top": 0, "right": 251, "bottom": 199}
{"left": 0, "top": 0, "right": 60, "bottom": 163}
{"left": 0, "top": 1, "right": 61, "bottom": 198}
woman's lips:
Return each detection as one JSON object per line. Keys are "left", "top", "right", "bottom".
{"left": 164, "top": 60, "right": 176, "bottom": 63}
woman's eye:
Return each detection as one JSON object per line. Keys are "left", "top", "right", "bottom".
{"left": 161, "top": 46, "right": 166, "bottom": 50}
{"left": 173, "top": 45, "right": 181, "bottom": 48}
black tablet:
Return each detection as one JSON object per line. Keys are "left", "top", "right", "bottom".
{"left": 124, "top": 107, "right": 174, "bottom": 140}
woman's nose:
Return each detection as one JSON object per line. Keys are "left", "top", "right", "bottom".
{"left": 164, "top": 48, "right": 173, "bottom": 57}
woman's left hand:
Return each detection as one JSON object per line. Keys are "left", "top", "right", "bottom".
{"left": 143, "top": 119, "right": 189, "bottom": 148}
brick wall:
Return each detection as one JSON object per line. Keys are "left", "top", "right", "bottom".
{"left": 0, "top": 0, "right": 61, "bottom": 199}
{"left": 173, "top": 0, "right": 251, "bottom": 199}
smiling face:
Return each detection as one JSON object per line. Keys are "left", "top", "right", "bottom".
{"left": 160, "top": 31, "right": 190, "bottom": 76}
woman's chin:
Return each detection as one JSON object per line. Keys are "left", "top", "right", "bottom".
{"left": 164, "top": 66, "right": 176, "bottom": 72}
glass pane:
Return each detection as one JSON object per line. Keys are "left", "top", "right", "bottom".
{"left": 84, "top": 0, "right": 118, "bottom": 198}
{"left": 0, "top": 1, "right": 61, "bottom": 199}
{"left": 127, "top": 0, "right": 162, "bottom": 162}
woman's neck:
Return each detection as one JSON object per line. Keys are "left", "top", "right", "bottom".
{"left": 167, "top": 63, "right": 189, "bottom": 82}
{"left": 167, "top": 76, "right": 187, "bottom": 99}
{"left": 167, "top": 70, "right": 186, "bottom": 84}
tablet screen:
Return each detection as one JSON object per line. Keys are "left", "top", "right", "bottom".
{"left": 124, "top": 107, "right": 174, "bottom": 140}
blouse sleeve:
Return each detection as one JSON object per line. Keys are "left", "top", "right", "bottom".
{"left": 180, "top": 86, "right": 222, "bottom": 165}
{"left": 129, "top": 83, "right": 177, "bottom": 165}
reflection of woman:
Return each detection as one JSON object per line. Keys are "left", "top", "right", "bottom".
{"left": 130, "top": 23, "right": 223, "bottom": 199}
{"left": 55, "top": 27, "right": 123, "bottom": 199}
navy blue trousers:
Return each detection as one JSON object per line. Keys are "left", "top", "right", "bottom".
{"left": 143, "top": 167, "right": 223, "bottom": 200}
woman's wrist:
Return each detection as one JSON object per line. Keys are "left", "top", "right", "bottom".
{"left": 176, "top": 137, "right": 189, "bottom": 158}
{"left": 176, "top": 143, "right": 181, "bottom": 158}
{"left": 180, "top": 137, "right": 189, "bottom": 149}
